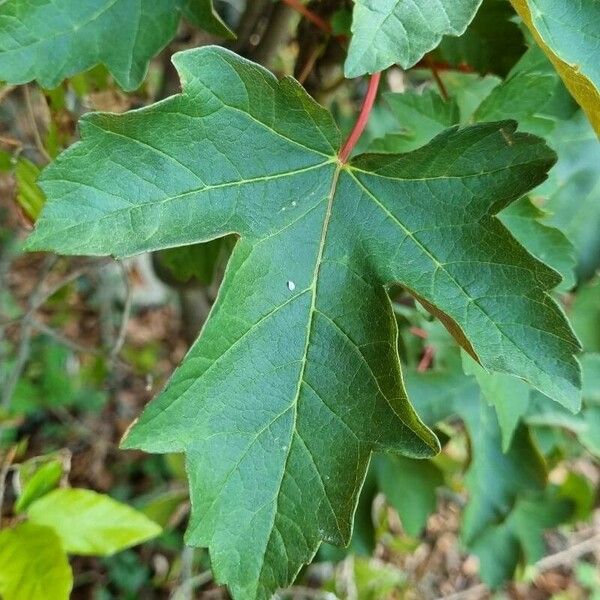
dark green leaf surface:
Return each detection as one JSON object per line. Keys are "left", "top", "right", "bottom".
{"left": 0, "top": 523, "right": 72, "bottom": 600}
{"left": 183, "top": 0, "right": 235, "bottom": 39}
{"left": 460, "top": 403, "right": 547, "bottom": 551}
{"left": 345, "top": 0, "right": 482, "bottom": 77}
{"left": 437, "top": 0, "right": 526, "bottom": 77}
{"left": 498, "top": 198, "right": 575, "bottom": 292}
{"left": 0, "top": 0, "right": 230, "bottom": 90}
{"left": 378, "top": 52, "right": 577, "bottom": 292}
{"left": 467, "top": 488, "right": 573, "bottom": 587}
{"left": 27, "top": 47, "right": 581, "bottom": 599}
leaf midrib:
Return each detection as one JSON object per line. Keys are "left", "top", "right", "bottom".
{"left": 254, "top": 161, "right": 343, "bottom": 588}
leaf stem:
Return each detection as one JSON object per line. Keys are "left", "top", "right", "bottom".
{"left": 281, "top": 0, "right": 332, "bottom": 34}
{"left": 339, "top": 72, "right": 381, "bottom": 164}
{"left": 425, "top": 56, "right": 449, "bottom": 101}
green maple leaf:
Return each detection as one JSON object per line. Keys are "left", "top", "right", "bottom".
{"left": 27, "top": 47, "right": 581, "bottom": 599}
{"left": 345, "top": 0, "right": 482, "bottom": 77}
{"left": 0, "top": 0, "right": 232, "bottom": 90}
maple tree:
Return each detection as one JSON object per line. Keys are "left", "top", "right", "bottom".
{"left": 0, "top": 1, "right": 599, "bottom": 600}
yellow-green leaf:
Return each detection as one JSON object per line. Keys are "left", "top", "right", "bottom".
{"left": 509, "top": 0, "right": 600, "bottom": 134}
{"left": 0, "top": 523, "right": 72, "bottom": 600}
{"left": 27, "top": 488, "right": 162, "bottom": 556}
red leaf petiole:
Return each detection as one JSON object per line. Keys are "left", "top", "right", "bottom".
{"left": 339, "top": 72, "right": 381, "bottom": 163}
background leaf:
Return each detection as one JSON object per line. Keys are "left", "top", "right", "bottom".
{"left": 14, "top": 453, "right": 64, "bottom": 513}
{"left": 0, "top": 523, "right": 72, "bottom": 600}
{"left": 437, "top": 0, "right": 526, "bottom": 76}
{"left": 26, "top": 488, "right": 162, "bottom": 556}
{"left": 345, "top": 0, "right": 482, "bottom": 77}
{"left": 182, "top": 0, "right": 235, "bottom": 39}
{"left": 0, "top": 0, "right": 231, "bottom": 90}
{"left": 374, "top": 454, "right": 443, "bottom": 537}
{"left": 509, "top": 0, "right": 600, "bottom": 134}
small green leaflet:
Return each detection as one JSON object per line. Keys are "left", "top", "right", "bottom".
{"left": 28, "top": 47, "right": 581, "bottom": 599}
{"left": 27, "top": 489, "right": 162, "bottom": 556}
{"left": 345, "top": 0, "right": 482, "bottom": 77}
{"left": 462, "top": 353, "right": 530, "bottom": 451}
{"left": 0, "top": 0, "right": 232, "bottom": 90}
{"left": 0, "top": 523, "right": 73, "bottom": 600}
{"left": 370, "top": 89, "right": 459, "bottom": 153}
{"left": 572, "top": 279, "right": 600, "bottom": 353}
{"left": 526, "top": 354, "right": 600, "bottom": 459}
{"left": 15, "top": 157, "right": 45, "bottom": 222}
{"left": 374, "top": 454, "right": 443, "bottom": 537}
{"left": 14, "top": 454, "right": 64, "bottom": 513}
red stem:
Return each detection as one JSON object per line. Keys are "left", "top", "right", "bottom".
{"left": 281, "top": 0, "right": 332, "bottom": 34}
{"left": 339, "top": 72, "right": 381, "bottom": 164}
{"left": 425, "top": 56, "right": 449, "bottom": 101}
{"left": 417, "top": 346, "right": 435, "bottom": 373}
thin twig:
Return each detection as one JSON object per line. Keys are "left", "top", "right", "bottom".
{"left": 437, "top": 584, "right": 487, "bottom": 600}
{"left": 426, "top": 56, "right": 449, "bottom": 101}
{"left": 110, "top": 262, "right": 132, "bottom": 361}
{"left": 171, "top": 571, "right": 212, "bottom": 600}
{"left": 1, "top": 256, "right": 58, "bottom": 409}
{"left": 29, "top": 317, "right": 133, "bottom": 373}
{"left": 171, "top": 546, "right": 195, "bottom": 600}
{"left": 536, "top": 532, "right": 600, "bottom": 571}
{"left": 0, "top": 447, "right": 18, "bottom": 527}
{"left": 276, "top": 587, "right": 338, "bottom": 599}
{"left": 0, "top": 259, "right": 112, "bottom": 329}
{"left": 281, "top": 0, "right": 332, "bottom": 34}
{"left": 417, "top": 345, "right": 435, "bottom": 372}
{"left": 339, "top": 72, "right": 381, "bottom": 163}
{"left": 0, "top": 135, "right": 23, "bottom": 150}
{"left": 23, "top": 85, "right": 51, "bottom": 163}
{"left": 297, "top": 42, "right": 326, "bottom": 85}
{"left": 409, "top": 326, "right": 428, "bottom": 339}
